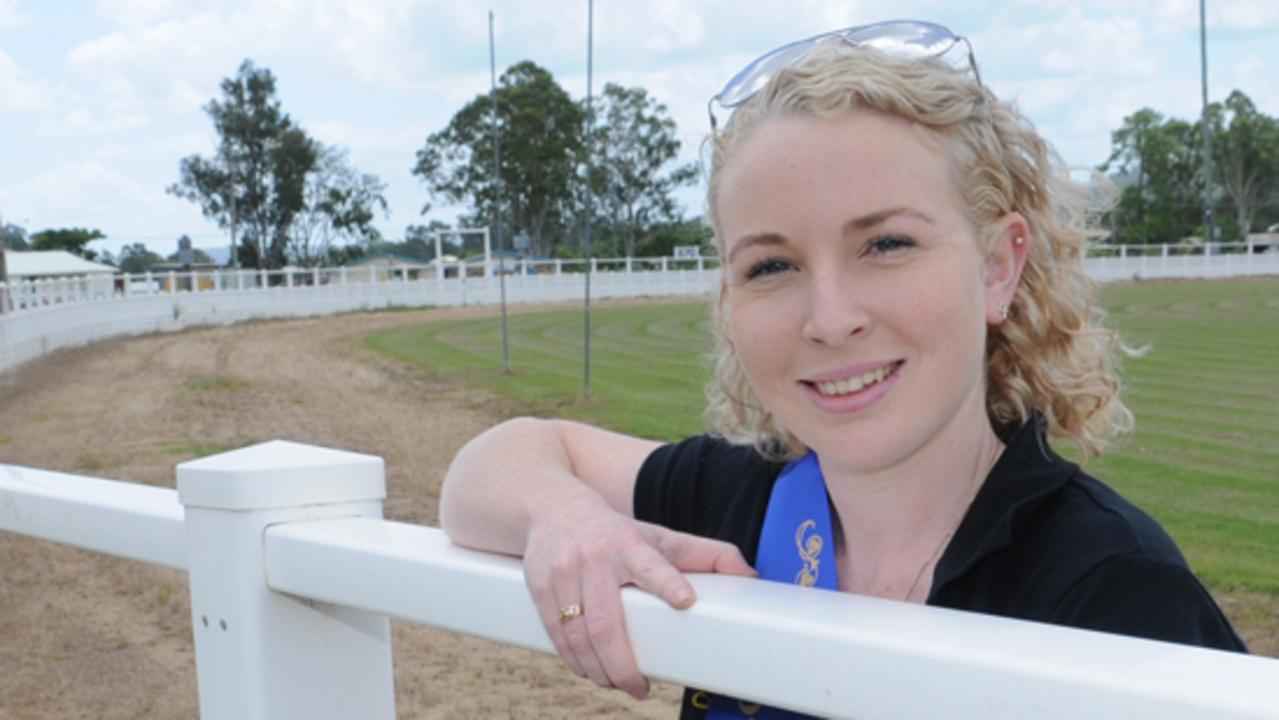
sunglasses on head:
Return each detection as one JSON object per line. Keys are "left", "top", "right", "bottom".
{"left": 707, "top": 20, "right": 982, "bottom": 131}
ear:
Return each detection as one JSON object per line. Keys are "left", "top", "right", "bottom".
{"left": 984, "top": 213, "right": 1030, "bottom": 325}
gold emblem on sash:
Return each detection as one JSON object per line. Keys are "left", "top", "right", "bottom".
{"left": 794, "top": 518, "right": 822, "bottom": 587}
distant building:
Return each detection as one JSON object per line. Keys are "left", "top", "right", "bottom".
{"left": 4, "top": 250, "right": 116, "bottom": 280}
{"left": 344, "top": 252, "right": 433, "bottom": 281}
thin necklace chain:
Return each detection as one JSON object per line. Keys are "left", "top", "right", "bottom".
{"left": 902, "top": 441, "right": 1002, "bottom": 602}
{"left": 903, "top": 525, "right": 957, "bottom": 602}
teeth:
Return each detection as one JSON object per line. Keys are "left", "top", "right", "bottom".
{"left": 815, "top": 364, "right": 894, "bottom": 397}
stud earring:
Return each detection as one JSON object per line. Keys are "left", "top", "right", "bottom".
{"left": 1014, "top": 236, "right": 1025, "bottom": 246}
{"left": 999, "top": 303, "right": 1010, "bottom": 321}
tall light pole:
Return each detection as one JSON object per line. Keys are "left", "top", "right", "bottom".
{"left": 582, "top": 0, "right": 594, "bottom": 399}
{"left": 1200, "top": 0, "right": 1217, "bottom": 245}
{"left": 229, "top": 163, "right": 238, "bottom": 269}
{"left": 490, "top": 9, "right": 511, "bottom": 373}
{"left": 0, "top": 214, "right": 8, "bottom": 316}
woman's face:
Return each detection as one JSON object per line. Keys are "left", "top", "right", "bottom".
{"left": 718, "top": 110, "right": 1009, "bottom": 475}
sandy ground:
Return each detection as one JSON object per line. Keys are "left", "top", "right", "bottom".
{"left": 0, "top": 305, "right": 1274, "bottom": 718}
{"left": 0, "top": 306, "right": 682, "bottom": 719}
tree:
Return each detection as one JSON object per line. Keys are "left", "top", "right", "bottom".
{"left": 1215, "top": 90, "right": 1279, "bottom": 237}
{"left": 117, "top": 243, "right": 165, "bottom": 273}
{"left": 586, "top": 83, "right": 697, "bottom": 257}
{"left": 289, "top": 145, "right": 388, "bottom": 267}
{"left": 414, "top": 61, "right": 584, "bottom": 256}
{"left": 30, "top": 227, "right": 106, "bottom": 260}
{"left": 1102, "top": 110, "right": 1202, "bottom": 244}
{"left": 404, "top": 220, "right": 451, "bottom": 261}
{"left": 166, "top": 247, "right": 214, "bottom": 265}
{"left": 168, "top": 60, "right": 317, "bottom": 269}
{"left": 0, "top": 223, "right": 29, "bottom": 250}
{"left": 636, "top": 217, "right": 714, "bottom": 257}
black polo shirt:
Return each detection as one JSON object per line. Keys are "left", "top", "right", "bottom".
{"left": 635, "top": 417, "right": 1246, "bottom": 718}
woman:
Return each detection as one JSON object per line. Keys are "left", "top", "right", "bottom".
{"left": 440, "top": 20, "right": 1246, "bottom": 717}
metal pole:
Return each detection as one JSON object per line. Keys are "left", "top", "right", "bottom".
{"left": 0, "top": 233, "right": 7, "bottom": 316}
{"left": 582, "top": 0, "right": 594, "bottom": 399}
{"left": 490, "top": 10, "right": 510, "bottom": 373}
{"left": 229, "top": 155, "right": 239, "bottom": 270}
{"left": 1200, "top": 0, "right": 1217, "bottom": 244}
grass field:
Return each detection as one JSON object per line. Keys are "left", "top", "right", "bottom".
{"left": 365, "top": 277, "right": 1279, "bottom": 596}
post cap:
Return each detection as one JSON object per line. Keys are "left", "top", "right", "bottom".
{"left": 178, "top": 440, "right": 385, "bottom": 510}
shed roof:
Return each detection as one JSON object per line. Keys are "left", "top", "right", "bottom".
{"left": 344, "top": 252, "right": 431, "bottom": 268}
{"left": 4, "top": 250, "right": 117, "bottom": 278}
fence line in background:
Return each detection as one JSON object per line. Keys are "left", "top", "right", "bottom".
{"left": 2, "top": 244, "right": 1277, "bottom": 376}
{"left": 2, "top": 442, "right": 1276, "bottom": 719}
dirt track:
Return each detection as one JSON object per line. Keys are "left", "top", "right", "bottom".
{"left": 0, "top": 307, "right": 680, "bottom": 719}
{"left": 0, "top": 306, "right": 1274, "bottom": 719}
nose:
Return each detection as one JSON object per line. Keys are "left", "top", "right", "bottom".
{"left": 801, "top": 268, "right": 868, "bottom": 347}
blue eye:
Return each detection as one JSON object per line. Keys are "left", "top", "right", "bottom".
{"left": 744, "top": 258, "right": 795, "bottom": 280}
{"left": 866, "top": 235, "right": 915, "bottom": 255}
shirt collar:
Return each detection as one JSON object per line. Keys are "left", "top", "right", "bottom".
{"left": 929, "top": 413, "right": 1079, "bottom": 596}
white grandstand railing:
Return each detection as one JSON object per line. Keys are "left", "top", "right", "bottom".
{"left": 2, "top": 441, "right": 1275, "bottom": 719}
{"left": 1, "top": 242, "right": 1277, "bottom": 314}
{"left": 0, "top": 255, "right": 724, "bottom": 374}
{"left": 1, "top": 244, "right": 1277, "bottom": 376}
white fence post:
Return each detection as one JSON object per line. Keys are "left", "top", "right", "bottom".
{"left": 177, "top": 441, "right": 395, "bottom": 720}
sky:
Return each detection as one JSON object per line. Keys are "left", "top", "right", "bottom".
{"left": 1, "top": 0, "right": 1277, "bottom": 259}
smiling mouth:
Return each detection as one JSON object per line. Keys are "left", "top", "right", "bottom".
{"left": 808, "top": 361, "right": 903, "bottom": 397}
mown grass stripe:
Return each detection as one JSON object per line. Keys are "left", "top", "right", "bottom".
{"left": 367, "top": 278, "right": 1279, "bottom": 596}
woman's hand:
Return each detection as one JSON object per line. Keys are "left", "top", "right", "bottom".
{"left": 523, "top": 493, "right": 756, "bottom": 699}
{"left": 440, "top": 417, "right": 753, "bottom": 698}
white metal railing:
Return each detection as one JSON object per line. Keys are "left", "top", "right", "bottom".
{"left": 2, "top": 245, "right": 1277, "bottom": 375}
{"left": 2, "top": 443, "right": 1277, "bottom": 719}
{"left": 2, "top": 242, "right": 1276, "bottom": 315}
{"left": 0, "top": 256, "right": 721, "bottom": 374}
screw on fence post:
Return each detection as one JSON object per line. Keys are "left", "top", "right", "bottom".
{"left": 177, "top": 441, "right": 395, "bottom": 719}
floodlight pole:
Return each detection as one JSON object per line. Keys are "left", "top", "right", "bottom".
{"left": 491, "top": 9, "right": 511, "bottom": 373}
{"left": 227, "top": 149, "right": 239, "bottom": 270}
{"left": 0, "top": 228, "right": 7, "bottom": 316}
{"left": 582, "top": 0, "right": 594, "bottom": 399}
{"left": 1199, "top": 0, "right": 1217, "bottom": 245}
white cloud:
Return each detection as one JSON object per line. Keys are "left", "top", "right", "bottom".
{"left": 1216, "top": 0, "right": 1279, "bottom": 29}
{"left": 504, "top": 0, "right": 708, "bottom": 58}
{"left": 5, "top": 159, "right": 218, "bottom": 250}
{"left": 12, "top": 161, "right": 152, "bottom": 218}
{"left": 976, "top": 9, "right": 1157, "bottom": 79}
{"left": 0, "top": 0, "right": 25, "bottom": 29}
{"left": 92, "top": 130, "right": 212, "bottom": 161}
{"left": 92, "top": 0, "right": 207, "bottom": 28}
{"left": 1228, "top": 55, "right": 1279, "bottom": 111}
{"left": 1044, "top": 0, "right": 1279, "bottom": 33}
{"left": 1146, "top": 0, "right": 1279, "bottom": 32}
{"left": 6, "top": 1, "right": 1272, "bottom": 247}
{"left": 0, "top": 50, "right": 56, "bottom": 112}
{"left": 36, "top": 107, "right": 148, "bottom": 136}
{"left": 73, "top": 0, "right": 435, "bottom": 105}
{"left": 291, "top": 0, "right": 430, "bottom": 89}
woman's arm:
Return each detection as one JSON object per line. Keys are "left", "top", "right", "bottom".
{"left": 439, "top": 417, "right": 755, "bottom": 698}
{"left": 439, "top": 417, "right": 655, "bottom": 553}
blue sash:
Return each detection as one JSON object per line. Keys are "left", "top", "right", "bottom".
{"left": 704, "top": 452, "right": 835, "bottom": 719}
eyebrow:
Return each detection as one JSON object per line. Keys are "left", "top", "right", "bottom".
{"left": 846, "top": 206, "right": 935, "bottom": 232}
{"left": 726, "top": 206, "right": 935, "bottom": 264}
{"left": 725, "top": 232, "right": 786, "bottom": 264}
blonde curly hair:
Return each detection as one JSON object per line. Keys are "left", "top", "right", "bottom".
{"left": 704, "top": 42, "right": 1132, "bottom": 460}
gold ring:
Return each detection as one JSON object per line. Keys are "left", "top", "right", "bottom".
{"left": 558, "top": 604, "right": 583, "bottom": 623}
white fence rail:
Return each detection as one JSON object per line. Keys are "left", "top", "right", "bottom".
{"left": 1083, "top": 241, "right": 1279, "bottom": 282}
{"left": 1, "top": 442, "right": 1277, "bottom": 719}
{"left": 3, "top": 244, "right": 1278, "bottom": 375}
{"left": 0, "top": 257, "right": 719, "bottom": 375}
